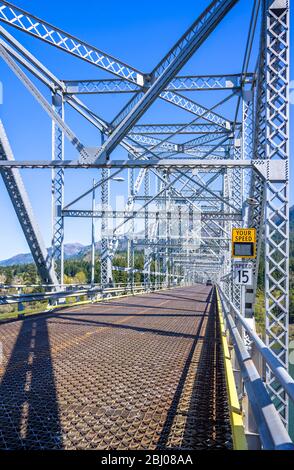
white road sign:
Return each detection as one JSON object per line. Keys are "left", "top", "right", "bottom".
{"left": 233, "top": 262, "right": 253, "bottom": 286}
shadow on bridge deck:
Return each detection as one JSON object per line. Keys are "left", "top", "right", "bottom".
{"left": 0, "top": 285, "right": 232, "bottom": 450}
{"left": 0, "top": 318, "right": 63, "bottom": 449}
{"left": 156, "top": 289, "right": 231, "bottom": 449}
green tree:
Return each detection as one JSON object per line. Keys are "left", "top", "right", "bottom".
{"left": 5, "top": 268, "right": 14, "bottom": 285}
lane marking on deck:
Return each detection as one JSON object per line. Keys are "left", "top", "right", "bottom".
{"left": 50, "top": 299, "right": 171, "bottom": 356}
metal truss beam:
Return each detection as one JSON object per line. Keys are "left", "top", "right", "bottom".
{"left": 2, "top": 25, "right": 232, "bottom": 177}
{"left": 128, "top": 133, "right": 231, "bottom": 156}
{"left": 159, "top": 91, "right": 232, "bottom": 130}
{"left": 63, "top": 73, "right": 251, "bottom": 95}
{"left": 0, "top": 158, "right": 254, "bottom": 169}
{"left": 0, "top": 32, "right": 55, "bottom": 89}
{"left": 0, "top": 1, "right": 144, "bottom": 84}
{"left": 89, "top": 0, "right": 239, "bottom": 162}
{"left": 0, "top": 44, "right": 91, "bottom": 160}
{"left": 0, "top": 1, "right": 236, "bottom": 138}
{"left": 61, "top": 209, "right": 242, "bottom": 222}
{"left": 0, "top": 121, "right": 58, "bottom": 286}
{"left": 130, "top": 123, "right": 236, "bottom": 135}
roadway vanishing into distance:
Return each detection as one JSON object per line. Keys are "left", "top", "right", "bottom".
{"left": 0, "top": 285, "right": 231, "bottom": 450}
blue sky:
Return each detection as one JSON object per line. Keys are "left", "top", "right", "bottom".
{"left": 0, "top": 0, "right": 293, "bottom": 261}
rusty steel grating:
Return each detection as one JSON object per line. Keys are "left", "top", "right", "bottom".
{"left": 0, "top": 286, "right": 232, "bottom": 450}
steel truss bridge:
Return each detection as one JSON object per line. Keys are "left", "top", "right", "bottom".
{"left": 0, "top": 0, "right": 292, "bottom": 451}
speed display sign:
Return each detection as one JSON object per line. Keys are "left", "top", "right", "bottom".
{"left": 232, "top": 228, "right": 256, "bottom": 259}
{"left": 233, "top": 262, "right": 253, "bottom": 286}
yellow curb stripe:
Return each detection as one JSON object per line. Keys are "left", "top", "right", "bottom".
{"left": 216, "top": 289, "right": 247, "bottom": 451}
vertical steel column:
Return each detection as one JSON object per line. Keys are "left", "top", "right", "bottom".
{"left": 221, "top": 171, "right": 231, "bottom": 292}
{"left": 264, "top": 0, "right": 290, "bottom": 426}
{"left": 51, "top": 92, "right": 64, "bottom": 287}
{"left": 154, "top": 207, "right": 160, "bottom": 289}
{"left": 156, "top": 173, "right": 163, "bottom": 288}
{"left": 91, "top": 179, "right": 96, "bottom": 287}
{"left": 178, "top": 205, "right": 183, "bottom": 286}
{"left": 162, "top": 171, "right": 170, "bottom": 287}
{"left": 167, "top": 208, "right": 172, "bottom": 287}
{"left": 242, "top": 89, "right": 254, "bottom": 223}
{"left": 242, "top": 88, "right": 256, "bottom": 350}
{"left": 144, "top": 169, "right": 150, "bottom": 290}
{"left": 188, "top": 205, "right": 194, "bottom": 285}
{"left": 100, "top": 134, "right": 113, "bottom": 289}
{"left": 232, "top": 135, "right": 243, "bottom": 209}
{"left": 166, "top": 173, "right": 172, "bottom": 288}
{"left": 226, "top": 165, "right": 234, "bottom": 303}
{"left": 127, "top": 165, "right": 135, "bottom": 290}
{"left": 231, "top": 138, "right": 243, "bottom": 317}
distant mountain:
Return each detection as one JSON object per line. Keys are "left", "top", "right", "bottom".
{"left": 0, "top": 235, "right": 135, "bottom": 267}
{"left": 0, "top": 252, "right": 35, "bottom": 267}
{"left": 62, "top": 243, "right": 85, "bottom": 257}
{"left": 0, "top": 243, "right": 86, "bottom": 267}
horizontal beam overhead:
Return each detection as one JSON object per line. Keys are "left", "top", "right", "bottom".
{"left": 62, "top": 209, "right": 242, "bottom": 221}
{"left": 0, "top": 158, "right": 253, "bottom": 169}
{"left": 63, "top": 74, "right": 253, "bottom": 94}
{"left": 130, "top": 123, "right": 237, "bottom": 135}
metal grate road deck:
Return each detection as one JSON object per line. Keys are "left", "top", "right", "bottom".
{"left": 0, "top": 285, "right": 232, "bottom": 450}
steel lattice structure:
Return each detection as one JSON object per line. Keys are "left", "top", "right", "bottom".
{"left": 0, "top": 0, "right": 291, "bottom": 440}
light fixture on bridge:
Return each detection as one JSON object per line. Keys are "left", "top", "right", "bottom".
{"left": 111, "top": 176, "right": 125, "bottom": 182}
{"left": 246, "top": 197, "right": 259, "bottom": 207}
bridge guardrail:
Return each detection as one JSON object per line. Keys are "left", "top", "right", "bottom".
{"left": 217, "top": 285, "right": 294, "bottom": 450}
{"left": 218, "top": 286, "right": 294, "bottom": 405}
{"left": 0, "top": 282, "right": 168, "bottom": 310}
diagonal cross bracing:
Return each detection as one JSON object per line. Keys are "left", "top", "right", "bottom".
{"left": 0, "top": 121, "right": 58, "bottom": 286}
{"left": 88, "top": 0, "right": 239, "bottom": 162}
{"left": 0, "top": 1, "right": 144, "bottom": 84}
